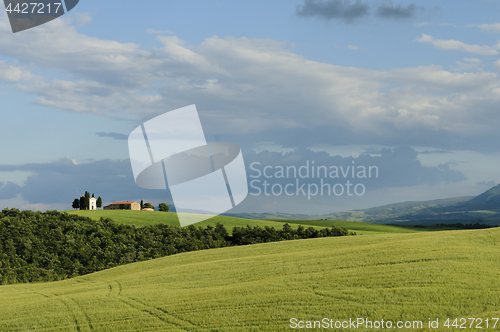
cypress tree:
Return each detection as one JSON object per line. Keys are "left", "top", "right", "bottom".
{"left": 84, "top": 191, "right": 90, "bottom": 210}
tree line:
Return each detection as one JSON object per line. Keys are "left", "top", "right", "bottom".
{"left": 139, "top": 200, "right": 169, "bottom": 211}
{"left": 0, "top": 208, "right": 354, "bottom": 285}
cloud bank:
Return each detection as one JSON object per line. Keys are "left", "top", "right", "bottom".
{"left": 0, "top": 16, "right": 500, "bottom": 153}
{"left": 0, "top": 147, "right": 465, "bottom": 213}
{"left": 416, "top": 34, "right": 500, "bottom": 56}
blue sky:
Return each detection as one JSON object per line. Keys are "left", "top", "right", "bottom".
{"left": 1, "top": 0, "right": 500, "bottom": 214}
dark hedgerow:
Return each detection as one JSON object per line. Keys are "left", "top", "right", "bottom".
{"left": 0, "top": 208, "right": 354, "bottom": 285}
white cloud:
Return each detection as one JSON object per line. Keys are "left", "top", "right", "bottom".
{"left": 0, "top": 147, "right": 467, "bottom": 213}
{"left": 493, "top": 59, "right": 500, "bottom": 72}
{"left": 146, "top": 28, "right": 174, "bottom": 35}
{"left": 449, "top": 57, "right": 482, "bottom": 72}
{"left": 463, "top": 57, "right": 481, "bottom": 63}
{"left": 439, "top": 23, "right": 476, "bottom": 29}
{"left": 334, "top": 44, "right": 361, "bottom": 50}
{"left": 479, "top": 23, "right": 500, "bottom": 34}
{"left": 75, "top": 12, "right": 92, "bottom": 27}
{"left": 416, "top": 34, "right": 499, "bottom": 56}
{"left": 0, "top": 61, "right": 36, "bottom": 82}
{"left": 413, "top": 21, "right": 429, "bottom": 27}
{"left": 1, "top": 17, "right": 500, "bottom": 150}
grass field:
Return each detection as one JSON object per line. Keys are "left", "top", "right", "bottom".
{"left": 65, "top": 210, "right": 432, "bottom": 235}
{"left": 66, "top": 210, "right": 322, "bottom": 230}
{"left": 0, "top": 228, "right": 499, "bottom": 331}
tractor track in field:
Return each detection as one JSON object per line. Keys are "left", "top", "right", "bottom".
{"left": 107, "top": 280, "right": 196, "bottom": 331}
{"left": 107, "top": 280, "right": 122, "bottom": 297}
{"left": 66, "top": 296, "right": 94, "bottom": 331}
{"left": 33, "top": 291, "right": 93, "bottom": 331}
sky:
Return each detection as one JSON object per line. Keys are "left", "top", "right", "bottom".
{"left": 1, "top": 0, "right": 500, "bottom": 214}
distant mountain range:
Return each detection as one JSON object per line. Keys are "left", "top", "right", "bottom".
{"left": 227, "top": 184, "right": 500, "bottom": 225}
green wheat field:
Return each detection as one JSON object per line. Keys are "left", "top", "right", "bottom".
{"left": 0, "top": 211, "right": 498, "bottom": 331}
{"left": 66, "top": 210, "right": 436, "bottom": 234}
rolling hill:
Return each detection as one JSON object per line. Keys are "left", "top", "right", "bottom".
{"left": 66, "top": 210, "right": 338, "bottom": 234}
{"left": 67, "top": 210, "right": 294, "bottom": 229}
{"left": 65, "top": 210, "right": 451, "bottom": 235}
{"left": 64, "top": 210, "right": 331, "bottom": 231}
{"left": 229, "top": 184, "right": 500, "bottom": 225}
{"left": 226, "top": 196, "right": 475, "bottom": 223}
{"left": 370, "top": 184, "right": 500, "bottom": 225}
{"left": 0, "top": 228, "right": 499, "bottom": 331}
{"left": 314, "top": 196, "right": 475, "bottom": 223}
{"left": 467, "top": 184, "right": 500, "bottom": 208}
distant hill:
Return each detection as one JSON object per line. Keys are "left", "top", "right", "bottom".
{"left": 463, "top": 183, "right": 500, "bottom": 209}
{"left": 314, "top": 196, "right": 474, "bottom": 223}
{"left": 230, "top": 184, "right": 500, "bottom": 225}
{"left": 223, "top": 212, "right": 311, "bottom": 220}
{"left": 228, "top": 196, "right": 475, "bottom": 223}
{"left": 321, "top": 184, "right": 500, "bottom": 225}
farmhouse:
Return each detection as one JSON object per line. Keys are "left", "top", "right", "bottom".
{"left": 103, "top": 201, "right": 141, "bottom": 210}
